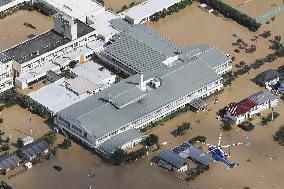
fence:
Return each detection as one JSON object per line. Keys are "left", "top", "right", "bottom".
{"left": 256, "top": 5, "right": 284, "bottom": 23}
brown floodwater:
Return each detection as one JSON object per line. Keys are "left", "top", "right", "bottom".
{"left": 104, "top": 0, "right": 144, "bottom": 12}
{"left": 0, "top": 10, "right": 53, "bottom": 51}
{"left": 2, "top": 2, "right": 284, "bottom": 189}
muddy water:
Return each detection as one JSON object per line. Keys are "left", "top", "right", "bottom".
{"left": 222, "top": 0, "right": 283, "bottom": 18}
{"left": 104, "top": 0, "right": 144, "bottom": 12}
{"left": 0, "top": 10, "right": 53, "bottom": 51}
{"left": 3, "top": 2, "right": 284, "bottom": 189}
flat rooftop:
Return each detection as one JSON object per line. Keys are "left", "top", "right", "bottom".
{"left": 29, "top": 78, "right": 92, "bottom": 114}
{"left": 3, "top": 30, "right": 70, "bottom": 64}
{"left": 42, "top": 0, "right": 104, "bottom": 19}
{"left": 122, "top": 0, "right": 182, "bottom": 20}
{"left": 58, "top": 58, "right": 221, "bottom": 138}
{"left": 0, "top": 0, "right": 14, "bottom": 7}
{"left": 87, "top": 11, "right": 119, "bottom": 39}
{"left": 71, "top": 61, "right": 114, "bottom": 85}
{"left": 3, "top": 20, "right": 94, "bottom": 64}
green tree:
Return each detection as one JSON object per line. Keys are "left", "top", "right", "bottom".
{"left": 145, "top": 134, "right": 159, "bottom": 146}
{"left": 175, "top": 122, "right": 191, "bottom": 136}
{"left": 274, "top": 126, "right": 284, "bottom": 146}
{"left": 221, "top": 121, "right": 233, "bottom": 131}
{"left": 68, "top": 60, "right": 78, "bottom": 69}
{"left": 111, "top": 149, "right": 128, "bottom": 165}
{"left": 62, "top": 138, "right": 72, "bottom": 149}
{"left": 261, "top": 30, "right": 271, "bottom": 38}
{"left": 43, "top": 131, "right": 57, "bottom": 145}
{"left": 0, "top": 181, "right": 12, "bottom": 189}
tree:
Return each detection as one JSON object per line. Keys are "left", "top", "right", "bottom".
{"left": 274, "top": 126, "right": 284, "bottom": 146}
{"left": 175, "top": 122, "right": 191, "bottom": 136}
{"left": 0, "top": 181, "right": 12, "bottom": 189}
{"left": 111, "top": 149, "right": 127, "bottom": 165}
{"left": 62, "top": 138, "right": 72, "bottom": 149}
{"left": 261, "top": 30, "right": 271, "bottom": 38}
{"left": 145, "top": 134, "right": 159, "bottom": 146}
{"left": 43, "top": 131, "right": 57, "bottom": 145}
{"left": 221, "top": 121, "right": 233, "bottom": 131}
{"left": 271, "top": 35, "right": 282, "bottom": 50}
{"left": 68, "top": 60, "right": 78, "bottom": 69}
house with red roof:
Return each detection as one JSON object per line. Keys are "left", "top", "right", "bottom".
{"left": 225, "top": 91, "right": 278, "bottom": 124}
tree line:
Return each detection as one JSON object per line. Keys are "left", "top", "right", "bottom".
{"left": 0, "top": 88, "right": 51, "bottom": 119}
{"left": 0, "top": 1, "right": 56, "bottom": 20}
{"left": 200, "top": 0, "right": 261, "bottom": 31}
{"left": 150, "top": 0, "right": 193, "bottom": 22}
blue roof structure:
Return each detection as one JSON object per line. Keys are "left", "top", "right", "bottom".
{"left": 158, "top": 150, "right": 187, "bottom": 169}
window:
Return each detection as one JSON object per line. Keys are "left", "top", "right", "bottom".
{"left": 72, "top": 125, "right": 82, "bottom": 133}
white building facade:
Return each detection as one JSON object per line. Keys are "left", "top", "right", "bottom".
{"left": 0, "top": 55, "right": 13, "bottom": 93}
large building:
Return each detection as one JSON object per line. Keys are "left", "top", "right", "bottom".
{"left": 2, "top": 13, "right": 98, "bottom": 89}
{"left": 29, "top": 61, "right": 116, "bottom": 115}
{"left": 99, "top": 19, "right": 232, "bottom": 76}
{"left": 55, "top": 55, "right": 223, "bottom": 157}
{"left": 54, "top": 19, "right": 231, "bottom": 158}
{"left": 120, "top": 0, "right": 182, "bottom": 24}
{"left": 0, "top": 53, "right": 13, "bottom": 93}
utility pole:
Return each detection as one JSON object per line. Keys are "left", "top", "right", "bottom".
{"left": 88, "top": 168, "right": 96, "bottom": 189}
{"left": 29, "top": 118, "right": 33, "bottom": 136}
{"left": 271, "top": 107, "right": 274, "bottom": 121}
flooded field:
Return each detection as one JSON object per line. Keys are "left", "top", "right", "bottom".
{"left": 1, "top": 2, "right": 284, "bottom": 189}
{"left": 4, "top": 56, "right": 284, "bottom": 189}
{"left": 104, "top": 0, "right": 144, "bottom": 12}
{"left": 222, "top": 0, "right": 283, "bottom": 18}
{"left": 0, "top": 105, "right": 50, "bottom": 153}
{"left": 0, "top": 10, "right": 53, "bottom": 51}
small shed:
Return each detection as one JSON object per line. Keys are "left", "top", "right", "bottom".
{"left": 179, "top": 145, "right": 213, "bottom": 165}
{"left": 189, "top": 98, "right": 207, "bottom": 112}
{"left": 0, "top": 153, "right": 21, "bottom": 175}
{"left": 19, "top": 139, "right": 49, "bottom": 161}
{"left": 157, "top": 150, "right": 188, "bottom": 172}
{"left": 17, "top": 136, "right": 34, "bottom": 148}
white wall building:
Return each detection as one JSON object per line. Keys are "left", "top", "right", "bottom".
{"left": 55, "top": 57, "right": 223, "bottom": 157}
{"left": 0, "top": 0, "right": 30, "bottom": 13}
{"left": 70, "top": 61, "right": 116, "bottom": 87}
{"left": 225, "top": 91, "right": 278, "bottom": 124}
{"left": 2, "top": 13, "right": 99, "bottom": 89}
{"left": 0, "top": 53, "right": 13, "bottom": 93}
{"left": 39, "top": 0, "right": 105, "bottom": 20}
{"left": 120, "top": 0, "right": 182, "bottom": 24}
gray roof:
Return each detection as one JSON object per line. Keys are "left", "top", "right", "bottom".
{"left": 248, "top": 91, "right": 278, "bottom": 105}
{"left": 255, "top": 69, "right": 280, "bottom": 82}
{"left": 177, "top": 145, "right": 213, "bottom": 165}
{"left": 189, "top": 98, "right": 207, "bottom": 110}
{"left": 97, "top": 129, "right": 144, "bottom": 156}
{"left": 3, "top": 20, "right": 94, "bottom": 64}
{"left": 158, "top": 150, "right": 187, "bottom": 169}
{"left": 58, "top": 58, "right": 221, "bottom": 138}
{"left": 0, "top": 52, "right": 10, "bottom": 63}
{"left": 3, "top": 30, "right": 70, "bottom": 64}
{"left": 0, "top": 153, "right": 21, "bottom": 173}
{"left": 103, "top": 20, "right": 230, "bottom": 74}
{"left": 196, "top": 47, "right": 231, "bottom": 69}
{"left": 19, "top": 139, "right": 49, "bottom": 158}
{"left": 0, "top": 0, "right": 14, "bottom": 6}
